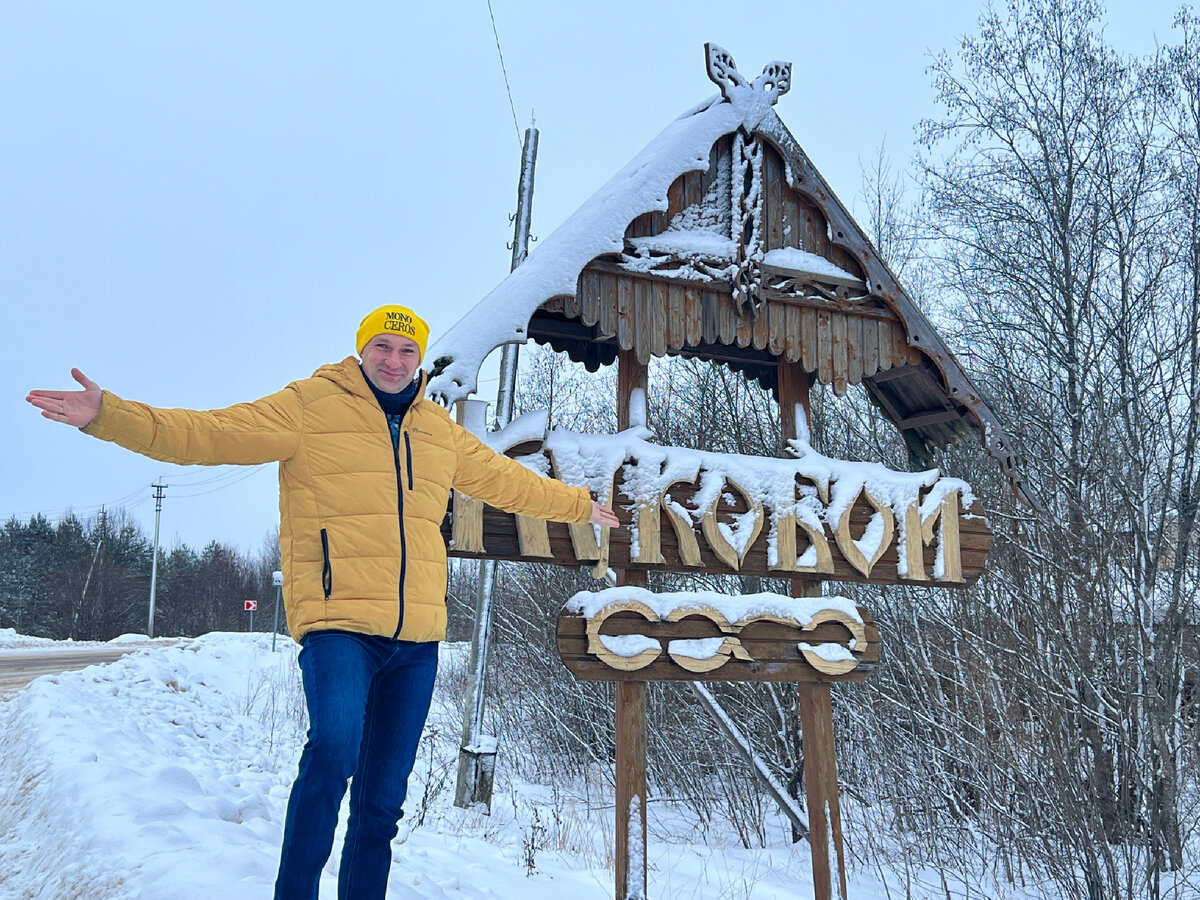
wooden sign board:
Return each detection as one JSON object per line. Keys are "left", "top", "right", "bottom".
{"left": 444, "top": 462, "right": 990, "bottom": 587}
{"left": 557, "top": 593, "right": 879, "bottom": 683}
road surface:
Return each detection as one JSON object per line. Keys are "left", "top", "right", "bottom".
{"left": 0, "top": 642, "right": 176, "bottom": 697}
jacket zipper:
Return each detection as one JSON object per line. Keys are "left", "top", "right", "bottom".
{"left": 392, "top": 423, "right": 410, "bottom": 640}
{"left": 378, "top": 373, "right": 423, "bottom": 641}
{"left": 320, "top": 528, "right": 332, "bottom": 600}
{"left": 404, "top": 433, "right": 414, "bottom": 491}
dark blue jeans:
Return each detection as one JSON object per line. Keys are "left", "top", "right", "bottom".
{"left": 273, "top": 631, "right": 439, "bottom": 900}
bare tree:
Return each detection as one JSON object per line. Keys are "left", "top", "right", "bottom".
{"left": 893, "top": 0, "right": 1200, "bottom": 894}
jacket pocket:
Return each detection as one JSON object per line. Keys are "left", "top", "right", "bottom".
{"left": 320, "top": 528, "right": 332, "bottom": 599}
{"left": 404, "top": 432, "right": 414, "bottom": 491}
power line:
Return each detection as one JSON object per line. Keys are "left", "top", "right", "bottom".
{"left": 5, "top": 464, "right": 271, "bottom": 523}
{"left": 486, "top": 0, "right": 522, "bottom": 148}
{"left": 171, "top": 465, "right": 268, "bottom": 498}
{"left": 167, "top": 469, "right": 252, "bottom": 488}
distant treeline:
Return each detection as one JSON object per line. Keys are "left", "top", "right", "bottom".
{"left": 0, "top": 509, "right": 280, "bottom": 641}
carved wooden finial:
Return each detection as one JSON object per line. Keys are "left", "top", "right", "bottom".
{"left": 704, "top": 43, "right": 792, "bottom": 107}
{"left": 704, "top": 43, "right": 746, "bottom": 97}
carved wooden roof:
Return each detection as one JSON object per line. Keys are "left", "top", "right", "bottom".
{"left": 429, "top": 44, "right": 1027, "bottom": 504}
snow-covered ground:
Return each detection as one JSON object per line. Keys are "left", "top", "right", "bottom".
{"left": 0, "top": 632, "right": 1045, "bottom": 899}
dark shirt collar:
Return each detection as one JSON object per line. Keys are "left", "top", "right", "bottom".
{"left": 361, "top": 366, "right": 420, "bottom": 416}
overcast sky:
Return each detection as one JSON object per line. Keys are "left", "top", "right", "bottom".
{"left": 1, "top": 0, "right": 1184, "bottom": 556}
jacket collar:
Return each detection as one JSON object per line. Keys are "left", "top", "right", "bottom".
{"left": 317, "top": 357, "right": 428, "bottom": 406}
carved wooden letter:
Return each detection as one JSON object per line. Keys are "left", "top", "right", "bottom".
{"left": 631, "top": 498, "right": 664, "bottom": 565}
{"left": 921, "top": 489, "right": 963, "bottom": 582}
{"left": 899, "top": 500, "right": 927, "bottom": 581}
{"left": 585, "top": 601, "right": 662, "bottom": 671}
{"left": 770, "top": 511, "right": 798, "bottom": 572}
{"left": 586, "top": 473, "right": 617, "bottom": 577}
{"left": 699, "top": 476, "right": 764, "bottom": 571}
{"left": 451, "top": 491, "right": 485, "bottom": 554}
{"left": 664, "top": 605, "right": 745, "bottom": 674}
{"left": 796, "top": 514, "right": 835, "bottom": 575}
{"left": 515, "top": 514, "right": 553, "bottom": 558}
{"left": 770, "top": 509, "right": 835, "bottom": 576}
{"left": 897, "top": 488, "right": 963, "bottom": 582}
{"left": 661, "top": 480, "right": 703, "bottom": 567}
{"left": 770, "top": 509, "right": 834, "bottom": 575}
{"left": 549, "top": 448, "right": 617, "bottom": 573}
{"left": 833, "top": 486, "right": 895, "bottom": 578}
{"left": 797, "top": 609, "right": 866, "bottom": 676}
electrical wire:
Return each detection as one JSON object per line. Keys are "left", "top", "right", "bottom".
{"left": 170, "top": 465, "right": 269, "bottom": 498}
{"left": 486, "top": 0, "right": 522, "bottom": 148}
{"left": 166, "top": 465, "right": 271, "bottom": 490}
{"left": 5, "top": 464, "right": 272, "bottom": 524}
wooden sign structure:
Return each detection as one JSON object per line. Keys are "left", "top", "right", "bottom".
{"left": 444, "top": 356, "right": 994, "bottom": 900}
{"left": 431, "top": 43, "right": 1020, "bottom": 900}
{"left": 557, "top": 588, "right": 880, "bottom": 682}
{"left": 446, "top": 429, "right": 990, "bottom": 588}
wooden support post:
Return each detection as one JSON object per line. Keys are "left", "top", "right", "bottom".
{"left": 792, "top": 570, "right": 849, "bottom": 899}
{"left": 615, "top": 669, "right": 648, "bottom": 900}
{"left": 778, "top": 357, "right": 813, "bottom": 447}
{"left": 780, "top": 358, "right": 848, "bottom": 898}
{"left": 618, "top": 348, "right": 649, "bottom": 431}
{"left": 614, "top": 349, "right": 649, "bottom": 900}
{"left": 798, "top": 681, "right": 848, "bottom": 900}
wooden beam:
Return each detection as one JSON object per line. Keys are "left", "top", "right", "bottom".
{"left": 618, "top": 348, "right": 649, "bottom": 430}
{"left": 615, "top": 675, "right": 647, "bottom": 900}
{"left": 777, "top": 359, "right": 812, "bottom": 450}
{"left": 614, "top": 348, "right": 649, "bottom": 900}
{"left": 897, "top": 407, "right": 963, "bottom": 430}
{"left": 864, "top": 380, "right": 907, "bottom": 424}
{"left": 781, "top": 357, "right": 848, "bottom": 897}
{"left": 864, "top": 363, "right": 913, "bottom": 384}
{"left": 799, "top": 682, "right": 849, "bottom": 900}
{"left": 759, "top": 261, "right": 866, "bottom": 292}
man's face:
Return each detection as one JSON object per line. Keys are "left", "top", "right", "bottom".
{"left": 360, "top": 333, "right": 420, "bottom": 394}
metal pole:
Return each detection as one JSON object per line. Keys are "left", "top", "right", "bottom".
{"left": 455, "top": 124, "right": 538, "bottom": 812}
{"left": 494, "top": 124, "right": 537, "bottom": 427}
{"left": 272, "top": 571, "right": 283, "bottom": 651}
{"left": 147, "top": 480, "right": 166, "bottom": 638}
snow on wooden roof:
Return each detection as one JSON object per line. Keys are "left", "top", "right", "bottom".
{"left": 425, "top": 44, "right": 1028, "bottom": 504}
{"left": 425, "top": 93, "right": 745, "bottom": 401}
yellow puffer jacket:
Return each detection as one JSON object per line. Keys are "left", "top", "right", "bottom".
{"left": 82, "top": 357, "right": 594, "bottom": 642}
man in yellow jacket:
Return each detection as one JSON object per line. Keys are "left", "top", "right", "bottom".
{"left": 27, "top": 304, "right": 619, "bottom": 900}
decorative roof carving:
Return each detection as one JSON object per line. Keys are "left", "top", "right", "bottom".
{"left": 704, "top": 43, "right": 792, "bottom": 114}
{"left": 425, "top": 44, "right": 1030, "bottom": 505}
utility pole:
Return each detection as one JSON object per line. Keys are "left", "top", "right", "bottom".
{"left": 72, "top": 524, "right": 105, "bottom": 641}
{"left": 455, "top": 124, "right": 538, "bottom": 812}
{"left": 147, "top": 480, "right": 167, "bottom": 638}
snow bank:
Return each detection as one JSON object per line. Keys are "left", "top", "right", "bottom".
{"left": 0, "top": 632, "right": 1061, "bottom": 899}
{"left": 0, "top": 633, "right": 299, "bottom": 900}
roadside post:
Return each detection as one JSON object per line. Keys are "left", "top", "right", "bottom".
{"left": 271, "top": 571, "right": 283, "bottom": 651}
{"left": 244, "top": 599, "right": 257, "bottom": 631}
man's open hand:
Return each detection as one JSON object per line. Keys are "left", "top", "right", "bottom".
{"left": 589, "top": 501, "right": 619, "bottom": 529}
{"left": 27, "top": 368, "right": 102, "bottom": 428}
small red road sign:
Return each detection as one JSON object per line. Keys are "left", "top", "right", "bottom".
{"left": 244, "top": 600, "right": 257, "bottom": 611}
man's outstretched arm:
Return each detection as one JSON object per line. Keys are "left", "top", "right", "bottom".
{"left": 26, "top": 368, "right": 102, "bottom": 428}
{"left": 28, "top": 368, "right": 302, "bottom": 466}
{"left": 451, "top": 423, "right": 619, "bottom": 527}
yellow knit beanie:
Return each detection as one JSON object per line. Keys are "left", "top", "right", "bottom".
{"left": 355, "top": 305, "right": 430, "bottom": 360}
